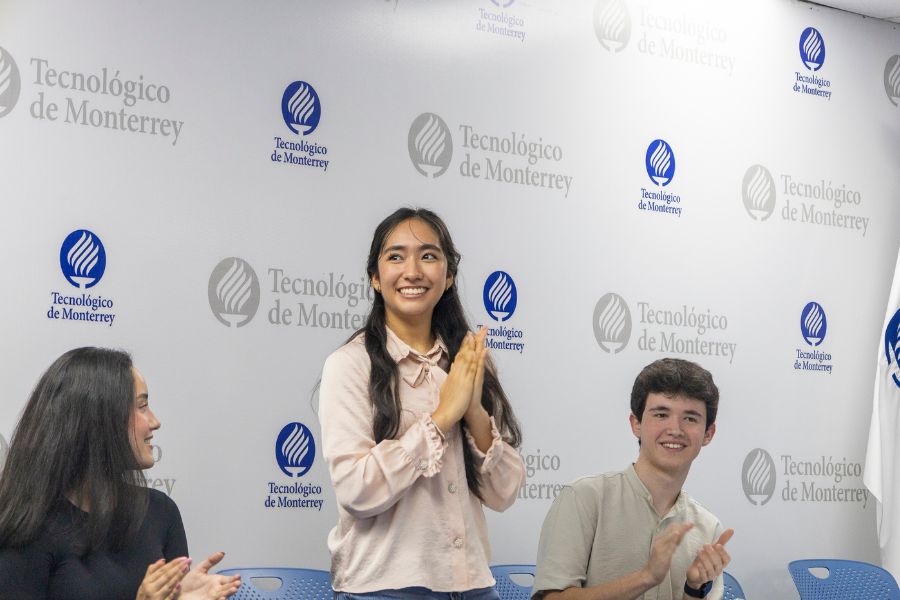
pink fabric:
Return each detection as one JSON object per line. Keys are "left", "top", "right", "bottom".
{"left": 319, "top": 329, "right": 525, "bottom": 593}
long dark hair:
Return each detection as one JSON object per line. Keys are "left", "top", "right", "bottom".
{"left": 353, "top": 207, "right": 522, "bottom": 499}
{"left": 0, "top": 347, "right": 148, "bottom": 552}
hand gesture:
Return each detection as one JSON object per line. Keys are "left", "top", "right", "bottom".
{"left": 135, "top": 557, "right": 189, "bottom": 600}
{"left": 685, "top": 529, "right": 734, "bottom": 590}
{"left": 180, "top": 551, "right": 242, "bottom": 600}
{"left": 464, "top": 327, "right": 489, "bottom": 422}
{"left": 644, "top": 522, "right": 694, "bottom": 587}
{"left": 433, "top": 331, "right": 480, "bottom": 432}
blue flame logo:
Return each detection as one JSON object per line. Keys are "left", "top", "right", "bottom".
{"left": 885, "top": 308, "right": 900, "bottom": 388}
{"left": 281, "top": 81, "right": 321, "bottom": 135}
{"left": 275, "top": 422, "right": 316, "bottom": 477}
{"left": 59, "top": 230, "right": 107, "bottom": 289}
{"left": 799, "top": 27, "right": 825, "bottom": 71}
{"left": 645, "top": 139, "right": 675, "bottom": 187}
{"left": 483, "top": 271, "right": 518, "bottom": 322}
{"left": 800, "top": 301, "right": 827, "bottom": 346}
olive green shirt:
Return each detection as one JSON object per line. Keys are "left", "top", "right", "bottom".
{"left": 534, "top": 465, "right": 724, "bottom": 600}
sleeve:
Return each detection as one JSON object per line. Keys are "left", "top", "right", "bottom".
{"left": 159, "top": 493, "right": 188, "bottom": 560}
{"left": 319, "top": 345, "right": 448, "bottom": 520}
{"left": 532, "top": 485, "right": 597, "bottom": 599}
{"left": 0, "top": 543, "right": 53, "bottom": 600}
{"left": 464, "top": 417, "right": 525, "bottom": 512}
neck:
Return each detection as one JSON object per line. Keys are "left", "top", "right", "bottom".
{"left": 385, "top": 314, "right": 435, "bottom": 354}
{"left": 633, "top": 458, "right": 688, "bottom": 517}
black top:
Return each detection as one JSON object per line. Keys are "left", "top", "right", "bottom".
{"left": 0, "top": 489, "right": 188, "bottom": 600}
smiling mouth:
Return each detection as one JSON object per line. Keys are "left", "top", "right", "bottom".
{"left": 661, "top": 442, "right": 686, "bottom": 450}
{"left": 398, "top": 287, "right": 427, "bottom": 296}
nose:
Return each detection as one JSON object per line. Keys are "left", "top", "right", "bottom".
{"left": 149, "top": 409, "right": 161, "bottom": 431}
{"left": 403, "top": 258, "right": 423, "bottom": 280}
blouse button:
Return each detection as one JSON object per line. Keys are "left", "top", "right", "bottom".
{"left": 453, "top": 537, "right": 463, "bottom": 549}
{"left": 417, "top": 459, "right": 428, "bottom": 471}
{"left": 448, "top": 482, "right": 458, "bottom": 494}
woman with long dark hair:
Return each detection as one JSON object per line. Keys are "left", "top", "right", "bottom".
{"left": 319, "top": 208, "right": 525, "bottom": 599}
{"left": 0, "top": 347, "right": 241, "bottom": 600}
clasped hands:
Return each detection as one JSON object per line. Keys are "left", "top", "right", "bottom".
{"left": 643, "top": 523, "right": 734, "bottom": 594}
{"left": 432, "top": 327, "right": 490, "bottom": 435}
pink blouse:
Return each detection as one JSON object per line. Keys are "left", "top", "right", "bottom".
{"left": 319, "top": 328, "right": 525, "bottom": 593}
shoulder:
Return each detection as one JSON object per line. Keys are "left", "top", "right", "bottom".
{"left": 146, "top": 488, "right": 182, "bottom": 520}
{"left": 556, "top": 470, "right": 625, "bottom": 512}
{"left": 323, "top": 335, "right": 370, "bottom": 372}
{"left": 680, "top": 491, "right": 721, "bottom": 532}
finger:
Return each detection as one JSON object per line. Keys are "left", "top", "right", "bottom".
{"left": 196, "top": 551, "right": 226, "bottom": 575}
{"left": 475, "top": 326, "right": 488, "bottom": 347}
{"left": 716, "top": 528, "right": 734, "bottom": 546}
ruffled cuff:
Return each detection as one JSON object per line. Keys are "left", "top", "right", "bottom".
{"left": 398, "top": 413, "right": 447, "bottom": 478}
{"left": 465, "top": 415, "right": 504, "bottom": 473}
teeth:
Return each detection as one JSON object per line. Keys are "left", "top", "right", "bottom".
{"left": 399, "top": 287, "right": 426, "bottom": 295}
{"left": 662, "top": 443, "right": 683, "bottom": 449}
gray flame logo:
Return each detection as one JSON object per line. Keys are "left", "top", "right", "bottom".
{"left": 67, "top": 232, "right": 100, "bottom": 280}
{"left": 408, "top": 113, "right": 453, "bottom": 177}
{"left": 593, "top": 293, "right": 631, "bottom": 354}
{"left": 488, "top": 274, "right": 513, "bottom": 317}
{"left": 207, "top": 257, "right": 261, "bottom": 328}
{"left": 742, "top": 165, "right": 776, "bottom": 221}
{"left": 288, "top": 83, "right": 316, "bottom": 127}
{"left": 742, "top": 448, "right": 776, "bottom": 506}
{"left": 0, "top": 47, "right": 21, "bottom": 117}
{"left": 594, "top": 0, "right": 631, "bottom": 52}
{"left": 282, "top": 424, "right": 310, "bottom": 473}
{"left": 885, "top": 55, "right": 900, "bottom": 106}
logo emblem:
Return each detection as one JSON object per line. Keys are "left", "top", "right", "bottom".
{"left": 483, "top": 271, "right": 517, "bottom": 322}
{"left": 490, "top": 0, "right": 514, "bottom": 7}
{"left": 593, "top": 293, "right": 631, "bottom": 353}
{"left": 799, "top": 27, "right": 825, "bottom": 71}
{"left": 742, "top": 448, "right": 776, "bottom": 506}
{"left": 645, "top": 139, "right": 675, "bottom": 187}
{"left": 742, "top": 165, "right": 776, "bottom": 221}
{"left": 0, "top": 46, "right": 21, "bottom": 118}
{"left": 281, "top": 81, "right": 321, "bottom": 135}
{"left": 275, "top": 422, "right": 316, "bottom": 477}
{"left": 208, "top": 257, "right": 261, "bottom": 328}
{"left": 885, "top": 55, "right": 900, "bottom": 107}
{"left": 885, "top": 308, "right": 900, "bottom": 388}
{"left": 800, "top": 301, "right": 827, "bottom": 346}
{"left": 594, "top": 0, "right": 631, "bottom": 52}
{"left": 60, "top": 230, "right": 107, "bottom": 289}
{"left": 408, "top": 113, "right": 453, "bottom": 178}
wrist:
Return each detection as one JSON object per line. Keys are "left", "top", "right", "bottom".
{"left": 684, "top": 580, "right": 713, "bottom": 598}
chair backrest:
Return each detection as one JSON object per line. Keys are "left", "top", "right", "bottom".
{"left": 491, "top": 564, "right": 536, "bottom": 600}
{"left": 788, "top": 559, "right": 900, "bottom": 600}
{"left": 722, "top": 570, "right": 746, "bottom": 600}
{"left": 217, "top": 567, "right": 332, "bottom": 600}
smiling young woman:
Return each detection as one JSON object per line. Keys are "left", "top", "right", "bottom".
{"left": 0, "top": 347, "right": 240, "bottom": 600}
{"left": 319, "top": 207, "right": 525, "bottom": 599}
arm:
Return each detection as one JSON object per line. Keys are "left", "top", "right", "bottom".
{"left": 319, "top": 346, "right": 447, "bottom": 520}
{"left": 534, "top": 486, "right": 696, "bottom": 600}
{"left": 0, "top": 544, "right": 52, "bottom": 600}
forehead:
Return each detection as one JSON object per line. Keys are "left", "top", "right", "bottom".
{"left": 643, "top": 392, "right": 706, "bottom": 417}
{"left": 382, "top": 218, "right": 441, "bottom": 250}
{"left": 131, "top": 366, "right": 148, "bottom": 398}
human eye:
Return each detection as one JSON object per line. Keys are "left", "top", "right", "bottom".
{"left": 385, "top": 252, "right": 403, "bottom": 262}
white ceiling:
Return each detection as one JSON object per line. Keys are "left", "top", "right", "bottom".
{"left": 807, "top": 0, "right": 900, "bottom": 22}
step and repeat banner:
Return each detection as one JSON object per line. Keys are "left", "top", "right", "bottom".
{"left": 1, "top": 0, "right": 899, "bottom": 597}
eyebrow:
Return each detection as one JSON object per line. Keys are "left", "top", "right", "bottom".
{"left": 382, "top": 243, "right": 443, "bottom": 254}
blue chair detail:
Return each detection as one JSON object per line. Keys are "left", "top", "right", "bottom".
{"left": 217, "top": 567, "right": 332, "bottom": 600}
{"left": 722, "top": 571, "right": 746, "bottom": 600}
{"left": 788, "top": 559, "right": 900, "bottom": 599}
{"left": 491, "top": 564, "right": 536, "bottom": 600}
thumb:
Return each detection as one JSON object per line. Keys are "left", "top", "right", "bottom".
{"left": 197, "top": 551, "right": 226, "bottom": 574}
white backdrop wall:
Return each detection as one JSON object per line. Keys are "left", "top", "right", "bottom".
{"left": 1, "top": 1, "right": 899, "bottom": 598}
